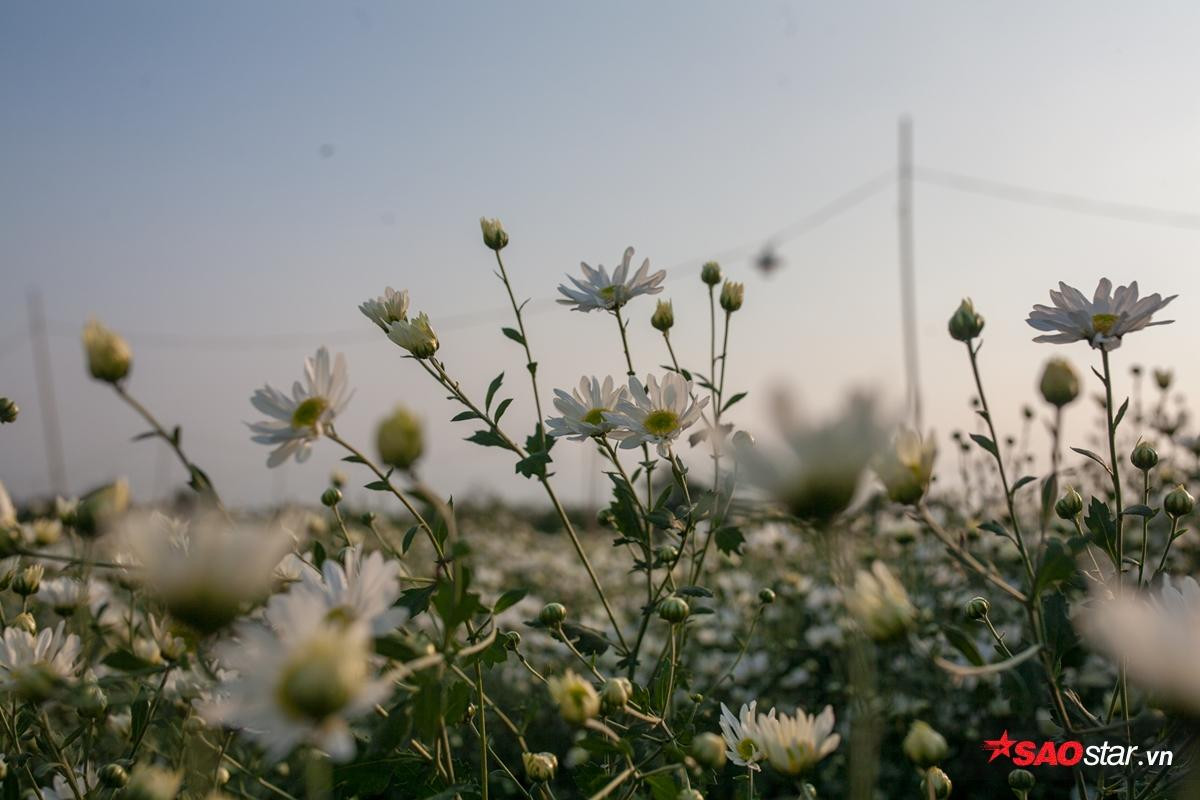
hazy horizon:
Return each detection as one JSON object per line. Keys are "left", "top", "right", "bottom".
{"left": 5, "top": 2, "right": 1200, "bottom": 509}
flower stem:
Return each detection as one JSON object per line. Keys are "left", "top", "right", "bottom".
{"left": 493, "top": 250, "right": 547, "bottom": 450}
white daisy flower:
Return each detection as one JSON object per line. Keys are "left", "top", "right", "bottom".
{"left": 1026, "top": 279, "right": 1176, "bottom": 351}
{"left": 276, "top": 545, "right": 407, "bottom": 636}
{"left": 387, "top": 312, "right": 439, "bottom": 359}
{"left": 719, "top": 701, "right": 774, "bottom": 771}
{"left": 119, "top": 512, "right": 292, "bottom": 635}
{"left": 248, "top": 346, "right": 353, "bottom": 467}
{"left": 358, "top": 287, "right": 410, "bottom": 332}
{"left": 604, "top": 373, "right": 708, "bottom": 457}
{"left": 201, "top": 591, "right": 389, "bottom": 762}
{"left": 557, "top": 246, "right": 666, "bottom": 312}
{"left": 1079, "top": 575, "right": 1200, "bottom": 714}
{"left": 755, "top": 704, "right": 841, "bottom": 776}
{"left": 844, "top": 561, "right": 917, "bottom": 641}
{"left": 0, "top": 621, "right": 82, "bottom": 699}
{"left": 37, "top": 577, "right": 96, "bottom": 616}
{"left": 545, "top": 376, "right": 628, "bottom": 441}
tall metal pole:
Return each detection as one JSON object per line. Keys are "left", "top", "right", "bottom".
{"left": 898, "top": 116, "right": 923, "bottom": 430}
{"left": 27, "top": 288, "right": 67, "bottom": 495}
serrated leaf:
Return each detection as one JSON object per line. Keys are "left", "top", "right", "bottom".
{"left": 715, "top": 526, "right": 745, "bottom": 556}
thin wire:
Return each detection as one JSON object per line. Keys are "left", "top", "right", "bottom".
{"left": 914, "top": 165, "right": 1200, "bottom": 231}
{"left": 25, "top": 172, "right": 897, "bottom": 352}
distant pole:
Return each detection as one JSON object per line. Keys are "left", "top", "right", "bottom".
{"left": 27, "top": 289, "right": 67, "bottom": 495}
{"left": 897, "top": 116, "right": 923, "bottom": 430}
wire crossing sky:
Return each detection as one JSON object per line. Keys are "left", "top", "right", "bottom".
{"left": 4, "top": 2, "right": 1200, "bottom": 508}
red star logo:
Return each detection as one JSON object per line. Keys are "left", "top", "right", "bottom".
{"left": 983, "top": 730, "right": 1016, "bottom": 762}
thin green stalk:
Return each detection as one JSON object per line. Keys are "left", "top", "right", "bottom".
{"left": 475, "top": 662, "right": 489, "bottom": 800}
{"left": 493, "top": 249, "right": 547, "bottom": 450}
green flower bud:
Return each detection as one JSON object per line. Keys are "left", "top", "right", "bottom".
{"left": 1164, "top": 484, "right": 1195, "bottom": 519}
{"left": 0, "top": 398, "right": 17, "bottom": 424}
{"left": 1055, "top": 486, "right": 1084, "bottom": 520}
{"left": 1039, "top": 358, "right": 1080, "bottom": 408}
{"left": 700, "top": 261, "right": 722, "bottom": 286}
{"left": 375, "top": 406, "right": 424, "bottom": 470}
{"left": 100, "top": 763, "right": 129, "bottom": 789}
{"left": 12, "top": 564, "right": 43, "bottom": 596}
{"left": 522, "top": 752, "right": 557, "bottom": 783}
{"left": 655, "top": 545, "right": 679, "bottom": 564}
{"left": 903, "top": 720, "right": 949, "bottom": 767}
{"left": 480, "top": 217, "right": 509, "bottom": 251}
{"left": 1131, "top": 441, "right": 1159, "bottom": 472}
{"left": 921, "top": 766, "right": 953, "bottom": 799}
{"left": 948, "top": 298, "right": 985, "bottom": 342}
{"left": 78, "top": 682, "right": 109, "bottom": 718}
{"left": 600, "top": 677, "right": 632, "bottom": 712}
{"left": 1008, "top": 768, "right": 1035, "bottom": 794}
{"left": 966, "top": 596, "right": 990, "bottom": 621}
{"left": 758, "top": 587, "right": 776, "bottom": 604}
{"left": 689, "top": 692, "right": 704, "bottom": 704}
{"left": 657, "top": 595, "right": 690, "bottom": 624}
{"left": 651, "top": 300, "right": 675, "bottom": 332}
{"left": 719, "top": 281, "right": 744, "bottom": 312}
{"left": 691, "top": 732, "right": 727, "bottom": 769}
{"left": 320, "top": 487, "right": 342, "bottom": 507}
{"left": 83, "top": 319, "right": 132, "bottom": 383}
{"left": 539, "top": 602, "right": 567, "bottom": 626}
{"left": 329, "top": 470, "right": 346, "bottom": 488}
{"left": 75, "top": 479, "right": 131, "bottom": 538}
{"left": 1155, "top": 368, "right": 1173, "bottom": 390}
{"left": 9, "top": 612, "right": 36, "bottom": 634}
{"left": 360, "top": 511, "right": 376, "bottom": 526}
{"left": 503, "top": 630, "right": 521, "bottom": 650}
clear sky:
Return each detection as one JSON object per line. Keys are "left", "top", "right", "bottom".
{"left": 3, "top": 2, "right": 1200, "bottom": 508}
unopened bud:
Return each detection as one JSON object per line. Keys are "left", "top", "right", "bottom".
{"left": 691, "top": 732, "right": 727, "bottom": 769}
{"left": 600, "top": 677, "right": 632, "bottom": 712}
{"left": 522, "top": 752, "right": 557, "bottom": 783}
{"left": 539, "top": 602, "right": 567, "bottom": 626}
{"left": 1155, "top": 368, "right": 1173, "bottom": 390}
{"left": 12, "top": 564, "right": 43, "bottom": 596}
{"left": 79, "top": 682, "right": 108, "bottom": 718}
{"left": 948, "top": 298, "right": 985, "bottom": 341}
{"left": 651, "top": 300, "right": 675, "bottom": 332}
{"left": 480, "top": 217, "right": 509, "bottom": 251}
{"left": 903, "top": 720, "right": 949, "bottom": 767}
{"left": 657, "top": 595, "right": 690, "bottom": 624}
{"left": 966, "top": 596, "right": 990, "bottom": 621}
{"left": 1039, "top": 358, "right": 1080, "bottom": 407}
{"left": 1165, "top": 484, "right": 1195, "bottom": 519}
{"left": 758, "top": 588, "right": 776, "bottom": 604}
{"left": 83, "top": 319, "right": 133, "bottom": 383}
{"left": 1055, "top": 486, "right": 1084, "bottom": 520}
{"left": 719, "top": 281, "right": 744, "bottom": 312}
{"left": 376, "top": 406, "right": 424, "bottom": 470}
{"left": 75, "top": 479, "right": 131, "bottom": 537}
{"left": 100, "top": 763, "right": 129, "bottom": 789}
{"left": 1131, "top": 442, "right": 1159, "bottom": 472}
{"left": 0, "top": 398, "right": 17, "bottom": 424}
{"left": 9, "top": 612, "right": 36, "bottom": 634}
{"left": 921, "top": 766, "right": 953, "bottom": 799}
{"left": 700, "top": 261, "right": 722, "bottom": 286}
{"left": 1008, "top": 768, "right": 1035, "bottom": 793}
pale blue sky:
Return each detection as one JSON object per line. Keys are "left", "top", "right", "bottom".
{"left": 4, "top": 2, "right": 1200, "bottom": 507}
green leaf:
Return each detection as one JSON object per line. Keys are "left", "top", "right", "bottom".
{"left": 402, "top": 525, "right": 420, "bottom": 553}
{"left": 1122, "top": 504, "right": 1157, "bottom": 518}
{"left": 364, "top": 480, "right": 391, "bottom": 491}
{"left": 467, "top": 429, "right": 509, "bottom": 449}
{"left": 311, "top": 540, "right": 326, "bottom": 569}
{"left": 715, "top": 526, "right": 745, "bottom": 556}
{"left": 501, "top": 327, "right": 525, "bottom": 346}
{"left": 1011, "top": 475, "right": 1036, "bottom": 494}
{"left": 1033, "top": 539, "right": 1077, "bottom": 596}
{"left": 102, "top": 649, "right": 155, "bottom": 671}
{"left": 969, "top": 433, "right": 999, "bottom": 458}
{"left": 485, "top": 372, "right": 505, "bottom": 412}
{"left": 943, "top": 626, "right": 985, "bottom": 666}
{"left": 1114, "top": 397, "right": 1130, "bottom": 429}
{"left": 493, "top": 397, "right": 513, "bottom": 423}
{"left": 1071, "top": 447, "right": 1109, "bottom": 470}
{"left": 676, "top": 585, "right": 714, "bottom": 598}
{"left": 1040, "top": 474, "right": 1058, "bottom": 521}
{"left": 341, "top": 454, "right": 366, "bottom": 464}
{"left": 399, "top": 585, "right": 437, "bottom": 616}
{"left": 493, "top": 587, "right": 527, "bottom": 615}
{"left": 451, "top": 410, "right": 480, "bottom": 422}
{"left": 721, "top": 391, "right": 748, "bottom": 412}
{"left": 644, "top": 773, "right": 677, "bottom": 800}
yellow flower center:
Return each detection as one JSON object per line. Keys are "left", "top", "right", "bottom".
{"left": 583, "top": 407, "right": 607, "bottom": 426}
{"left": 291, "top": 397, "right": 329, "bottom": 429}
{"left": 643, "top": 409, "right": 679, "bottom": 437}
{"left": 1091, "top": 313, "right": 1119, "bottom": 335}
{"left": 737, "top": 738, "right": 758, "bottom": 761}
